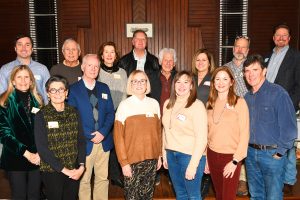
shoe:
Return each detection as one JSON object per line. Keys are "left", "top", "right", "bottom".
{"left": 283, "top": 184, "right": 293, "bottom": 196}
{"left": 237, "top": 180, "right": 248, "bottom": 196}
{"left": 111, "top": 179, "right": 124, "bottom": 188}
{"left": 201, "top": 174, "right": 211, "bottom": 198}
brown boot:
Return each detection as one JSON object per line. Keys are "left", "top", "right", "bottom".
{"left": 237, "top": 180, "right": 248, "bottom": 196}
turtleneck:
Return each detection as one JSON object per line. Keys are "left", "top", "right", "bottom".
{"left": 15, "top": 89, "right": 30, "bottom": 106}
{"left": 101, "top": 62, "right": 119, "bottom": 73}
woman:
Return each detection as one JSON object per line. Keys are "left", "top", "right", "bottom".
{"left": 192, "top": 48, "right": 216, "bottom": 104}
{"left": 162, "top": 70, "right": 207, "bottom": 200}
{"left": 191, "top": 48, "right": 216, "bottom": 197}
{"left": 206, "top": 67, "right": 249, "bottom": 200}
{"left": 0, "top": 65, "right": 43, "bottom": 200}
{"left": 114, "top": 70, "right": 162, "bottom": 199}
{"left": 98, "top": 41, "right": 127, "bottom": 187}
{"left": 34, "top": 75, "right": 86, "bottom": 200}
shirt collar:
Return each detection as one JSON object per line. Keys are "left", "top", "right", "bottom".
{"left": 273, "top": 45, "right": 289, "bottom": 54}
{"left": 133, "top": 49, "right": 147, "bottom": 60}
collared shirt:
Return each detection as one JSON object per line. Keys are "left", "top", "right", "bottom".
{"left": 82, "top": 78, "right": 96, "bottom": 90}
{"left": 225, "top": 60, "right": 248, "bottom": 97}
{"left": 159, "top": 72, "right": 172, "bottom": 114}
{"left": 266, "top": 45, "right": 289, "bottom": 83}
{"left": 244, "top": 80, "right": 297, "bottom": 155}
{"left": 0, "top": 58, "right": 50, "bottom": 104}
{"left": 133, "top": 50, "right": 147, "bottom": 71}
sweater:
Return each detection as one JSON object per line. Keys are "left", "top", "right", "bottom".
{"left": 114, "top": 95, "right": 161, "bottom": 167}
{"left": 207, "top": 98, "right": 249, "bottom": 161}
{"left": 162, "top": 94, "right": 207, "bottom": 172}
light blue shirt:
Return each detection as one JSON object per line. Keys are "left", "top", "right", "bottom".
{"left": 133, "top": 50, "right": 147, "bottom": 71}
{"left": 266, "top": 45, "right": 289, "bottom": 83}
{"left": 0, "top": 58, "right": 50, "bottom": 104}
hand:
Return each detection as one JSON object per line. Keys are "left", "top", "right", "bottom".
{"left": 223, "top": 161, "right": 237, "bottom": 178}
{"left": 61, "top": 167, "right": 76, "bottom": 178}
{"left": 157, "top": 156, "right": 162, "bottom": 170}
{"left": 122, "top": 164, "right": 132, "bottom": 178}
{"left": 70, "top": 166, "right": 85, "bottom": 180}
{"left": 185, "top": 167, "right": 196, "bottom": 180}
{"left": 23, "top": 151, "right": 40, "bottom": 165}
{"left": 163, "top": 159, "right": 168, "bottom": 169}
{"left": 90, "top": 131, "right": 104, "bottom": 144}
{"left": 204, "top": 160, "right": 210, "bottom": 174}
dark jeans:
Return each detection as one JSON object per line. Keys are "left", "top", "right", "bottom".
{"left": 7, "top": 169, "right": 41, "bottom": 200}
{"left": 109, "top": 148, "right": 122, "bottom": 180}
{"left": 41, "top": 171, "right": 79, "bottom": 200}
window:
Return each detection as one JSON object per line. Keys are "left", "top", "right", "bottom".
{"left": 219, "top": 0, "right": 248, "bottom": 65}
{"left": 28, "top": 0, "right": 59, "bottom": 69}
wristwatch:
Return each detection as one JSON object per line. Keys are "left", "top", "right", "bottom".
{"left": 232, "top": 159, "right": 238, "bottom": 165}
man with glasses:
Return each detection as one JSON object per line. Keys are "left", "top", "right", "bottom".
{"left": 224, "top": 35, "right": 250, "bottom": 196}
{"left": 264, "top": 23, "right": 300, "bottom": 195}
{"left": 68, "top": 54, "right": 115, "bottom": 200}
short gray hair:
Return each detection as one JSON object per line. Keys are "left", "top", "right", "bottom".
{"left": 62, "top": 38, "right": 81, "bottom": 52}
{"left": 82, "top": 54, "right": 100, "bottom": 67}
{"left": 158, "top": 48, "right": 177, "bottom": 65}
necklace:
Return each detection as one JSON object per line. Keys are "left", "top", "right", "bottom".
{"left": 212, "top": 104, "right": 226, "bottom": 124}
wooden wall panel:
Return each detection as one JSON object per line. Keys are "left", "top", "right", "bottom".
{"left": 0, "top": 0, "right": 29, "bottom": 65}
{"left": 248, "top": 0, "right": 300, "bottom": 56}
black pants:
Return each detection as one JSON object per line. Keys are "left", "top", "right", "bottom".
{"left": 41, "top": 171, "right": 79, "bottom": 200}
{"left": 109, "top": 148, "right": 122, "bottom": 180}
{"left": 7, "top": 169, "right": 41, "bottom": 200}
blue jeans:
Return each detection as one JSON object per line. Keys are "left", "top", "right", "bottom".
{"left": 284, "top": 146, "right": 297, "bottom": 185}
{"left": 245, "top": 147, "right": 286, "bottom": 200}
{"left": 167, "top": 150, "right": 205, "bottom": 200}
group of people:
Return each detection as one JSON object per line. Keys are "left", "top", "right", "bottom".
{"left": 0, "top": 23, "right": 298, "bottom": 200}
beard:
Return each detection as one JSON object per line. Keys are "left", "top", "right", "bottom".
{"left": 233, "top": 52, "right": 246, "bottom": 60}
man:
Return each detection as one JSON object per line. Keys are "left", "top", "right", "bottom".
{"left": 244, "top": 54, "right": 297, "bottom": 200}
{"left": 0, "top": 34, "right": 50, "bottom": 103}
{"left": 50, "top": 38, "right": 82, "bottom": 84}
{"left": 68, "top": 54, "right": 115, "bottom": 200}
{"left": 224, "top": 35, "right": 250, "bottom": 195}
{"left": 119, "top": 29, "right": 160, "bottom": 101}
{"left": 265, "top": 23, "right": 300, "bottom": 194}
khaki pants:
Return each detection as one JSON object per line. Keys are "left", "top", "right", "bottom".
{"left": 239, "top": 164, "right": 247, "bottom": 182}
{"left": 79, "top": 143, "right": 110, "bottom": 200}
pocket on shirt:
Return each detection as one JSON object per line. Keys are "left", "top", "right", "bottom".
{"left": 259, "top": 106, "right": 275, "bottom": 123}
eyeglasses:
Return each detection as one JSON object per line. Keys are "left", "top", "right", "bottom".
{"left": 274, "top": 34, "right": 290, "bottom": 38}
{"left": 48, "top": 88, "right": 66, "bottom": 94}
{"left": 131, "top": 79, "right": 147, "bottom": 85}
{"left": 235, "top": 35, "right": 250, "bottom": 42}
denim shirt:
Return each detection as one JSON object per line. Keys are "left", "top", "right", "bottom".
{"left": 244, "top": 80, "right": 297, "bottom": 155}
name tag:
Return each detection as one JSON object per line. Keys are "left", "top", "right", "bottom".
{"left": 102, "top": 93, "right": 108, "bottom": 99}
{"left": 34, "top": 75, "right": 41, "bottom": 80}
{"left": 113, "top": 74, "right": 121, "bottom": 79}
{"left": 146, "top": 112, "right": 154, "bottom": 117}
{"left": 48, "top": 121, "right": 59, "bottom": 128}
{"left": 203, "top": 81, "right": 210, "bottom": 86}
{"left": 31, "top": 107, "right": 40, "bottom": 114}
{"left": 177, "top": 114, "right": 186, "bottom": 121}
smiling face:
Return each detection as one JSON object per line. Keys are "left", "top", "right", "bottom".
{"left": 15, "top": 37, "right": 33, "bottom": 60}
{"left": 233, "top": 38, "right": 249, "bottom": 61}
{"left": 81, "top": 56, "right": 100, "bottom": 81}
{"left": 102, "top": 45, "right": 116, "bottom": 67}
{"left": 161, "top": 52, "right": 175, "bottom": 73}
{"left": 12, "top": 69, "right": 32, "bottom": 92}
{"left": 130, "top": 72, "right": 148, "bottom": 97}
{"left": 47, "top": 81, "right": 68, "bottom": 105}
{"left": 273, "top": 27, "right": 290, "bottom": 49}
{"left": 62, "top": 40, "right": 80, "bottom": 63}
{"left": 132, "top": 32, "right": 147, "bottom": 51}
{"left": 195, "top": 53, "right": 210, "bottom": 74}
{"left": 175, "top": 74, "right": 192, "bottom": 97}
{"left": 244, "top": 62, "right": 266, "bottom": 93}
{"left": 214, "top": 70, "right": 234, "bottom": 95}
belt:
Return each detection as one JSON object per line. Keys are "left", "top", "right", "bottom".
{"left": 249, "top": 143, "right": 277, "bottom": 150}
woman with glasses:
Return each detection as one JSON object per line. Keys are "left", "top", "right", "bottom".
{"left": 162, "top": 70, "right": 207, "bottom": 200}
{"left": 0, "top": 65, "right": 43, "bottom": 200}
{"left": 34, "top": 75, "right": 86, "bottom": 200}
{"left": 206, "top": 67, "right": 249, "bottom": 200}
{"left": 114, "top": 70, "right": 162, "bottom": 199}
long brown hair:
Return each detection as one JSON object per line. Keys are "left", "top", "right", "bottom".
{"left": 0, "top": 65, "right": 43, "bottom": 107}
{"left": 191, "top": 48, "right": 216, "bottom": 75}
{"left": 207, "top": 66, "right": 238, "bottom": 110}
{"left": 166, "top": 70, "right": 197, "bottom": 109}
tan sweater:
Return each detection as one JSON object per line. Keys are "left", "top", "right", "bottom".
{"left": 114, "top": 95, "right": 161, "bottom": 167}
{"left": 162, "top": 94, "right": 207, "bottom": 172}
{"left": 207, "top": 98, "right": 249, "bottom": 161}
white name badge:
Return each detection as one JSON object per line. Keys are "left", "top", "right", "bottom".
{"left": 177, "top": 114, "right": 186, "bottom": 121}
{"left": 146, "top": 112, "right": 154, "bottom": 117}
{"left": 113, "top": 74, "right": 121, "bottom": 79}
{"left": 31, "top": 107, "right": 40, "bottom": 114}
{"left": 102, "top": 93, "right": 108, "bottom": 99}
{"left": 203, "top": 81, "right": 210, "bottom": 86}
{"left": 34, "top": 75, "right": 41, "bottom": 80}
{"left": 48, "top": 121, "right": 59, "bottom": 129}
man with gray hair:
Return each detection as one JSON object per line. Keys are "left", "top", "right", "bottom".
{"left": 68, "top": 54, "right": 115, "bottom": 200}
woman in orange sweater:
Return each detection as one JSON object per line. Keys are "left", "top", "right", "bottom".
{"left": 206, "top": 67, "right": 249, "bottom": 200}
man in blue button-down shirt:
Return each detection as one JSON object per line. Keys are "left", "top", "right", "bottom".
{"left": 0, "top": 34, "right": 50, "bottom": 103}
{"left": 243, "top": 54, "right": 297, "bottom": 200}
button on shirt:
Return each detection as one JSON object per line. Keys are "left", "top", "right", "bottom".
{"left": 266, "top": 45, "right": 289, "bottom": 83}
{"left": 225, "top": 60, "right": 248, "bottom": 97}
{"left": 133, "top": 50, "right": 147, "bottom": 71}
{"left": 244, "top": 80, "right": 297, "bottom": 155}
{"left": 0, "top": 58, "right": 50, "bottom": 103}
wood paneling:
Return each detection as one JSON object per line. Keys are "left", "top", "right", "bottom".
{"left": 248, "top": 0, "right": 300, "bottom": 56}
{"left": 0, "top": 0, "right": 29, "bottom": 65}
{"left": 133, "top": 0, "right": 146, "bottom": 22}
